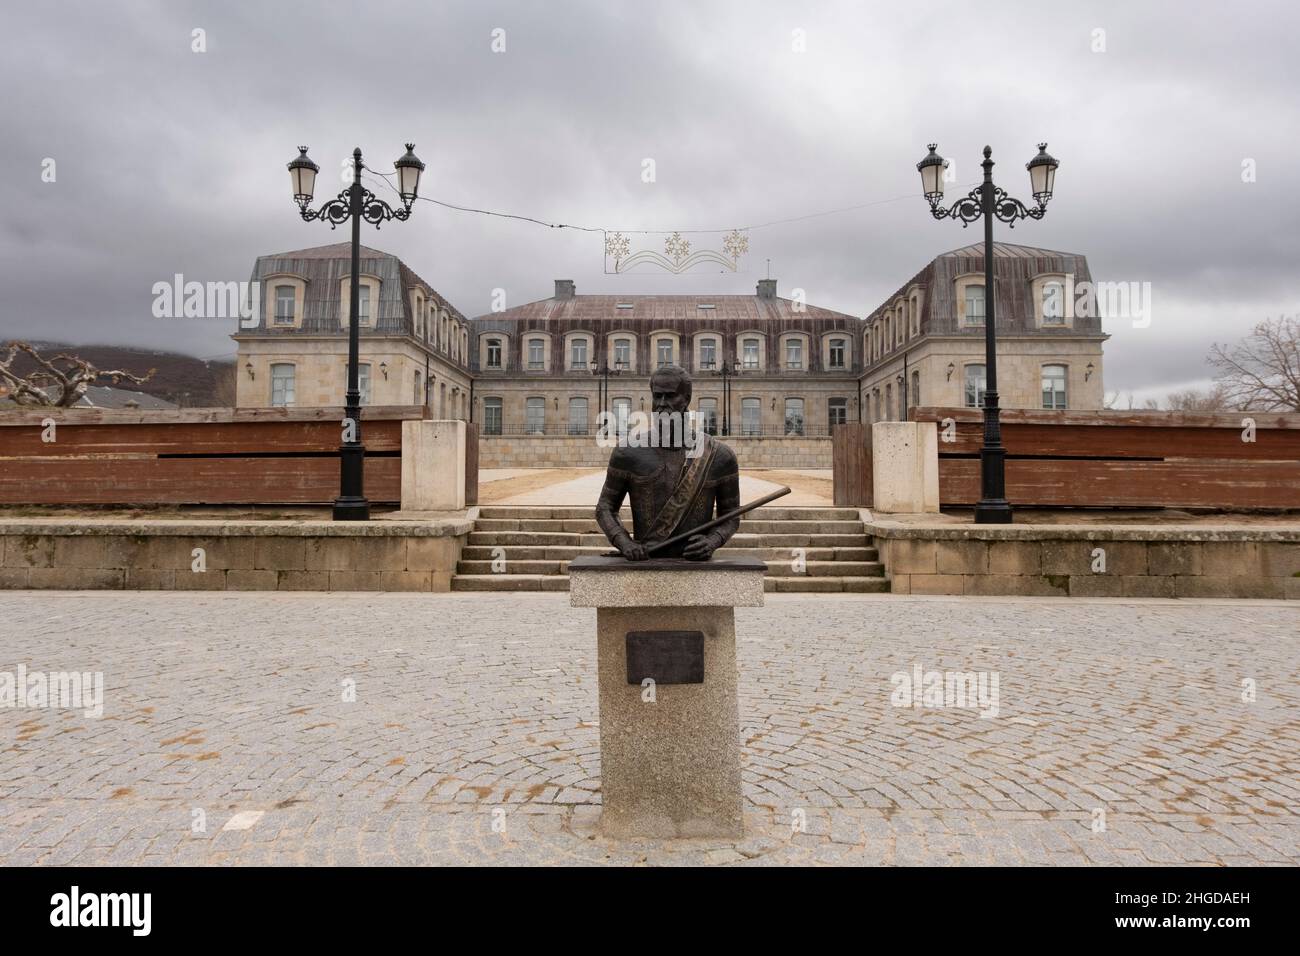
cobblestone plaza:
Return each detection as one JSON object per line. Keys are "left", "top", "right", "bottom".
{"left": 1, "top": 591, "right": 1296, "bottom": 866}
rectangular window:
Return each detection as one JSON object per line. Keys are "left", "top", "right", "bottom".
{"left": 964, "top": 285, "right": 986, "bottom": 325}
{"left": 742, "top": 339, "right": 760, "bottom": 369}
{"left": 528, "top": 339, "right": 545, "bottom": 370}
{"left": 358, "top": 363, "right": 371, "bottom": 406}
{"left": 964, "top": 364, "right": 987, "bottom": 408}
{"left": 614, "top": 339, "right": 631, "bottom": 369}
{"left": 274, "top": 286, "right": 295, "bottom": 325}
{"left": 1042, "top": 364, "right": 1068, "bottom": 409}
{"left": 698, "top": 398, "right": 718, "bottom": 436}
{"left": 699, "top": 340, "right": 716, "bottom": 369}
{"left": 829, "top": 339, "right": 846, "bottom": 369}
{"left": 657, "top": 339, "right": 673, "bottom": 368}
{"left": 612, "top": 398, "right": 632, "bottom": 435}
{"left": 741, "top": 397, "right": 760, "bottom": 436}
{"left": 486, "top": 338, "right": 502, "bottom": 368}
{"left": 525, "top": 397, "right": 545, "bottom": 434}
{"left": 784, "top": 398, "right": 804, "bottom": 435}
{"left": 568, "top": 397, "right": 588, "bottom": 435}
{"left": 828, "top": 397, "right": 848, "bottom": 432}
{"left": 483, "top": 397, "right": 503, "bottom": 435}
{"left": 570, "top": 339, "right": 588, "bottom": 369}
{"left": 270, "top": 363, "right": 295, "bottom": 406}
{"left": 785, "top": 339, "right": 803, "bottom": 370}
{"left": 356, "top": 288, "right": 370, "bottom": 325}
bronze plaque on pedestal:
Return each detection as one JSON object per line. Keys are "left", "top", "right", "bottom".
{"left": 625, "top": 630, "right": 704, "bottom": 684}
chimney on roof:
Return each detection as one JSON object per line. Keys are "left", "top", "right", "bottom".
{"left": 756, "top": 278, "right": 777, "bottom": 299}
{"left": 554, "top": 279, "right": 575, "bottom": 299}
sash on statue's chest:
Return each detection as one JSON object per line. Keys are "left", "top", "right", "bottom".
{"left": 644, "top": 433, "right": 717, "bottom": 544}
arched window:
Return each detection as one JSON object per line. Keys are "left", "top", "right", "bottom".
{"left": 964, "top": 364, "right": 987, "bottom": 408}
{"left": 1042, "top": 364, "right": 1068, "bottom": 409}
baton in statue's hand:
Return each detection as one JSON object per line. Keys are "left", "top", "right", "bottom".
{"left": 601, "top": 486, "right": 792, "bottom": 558}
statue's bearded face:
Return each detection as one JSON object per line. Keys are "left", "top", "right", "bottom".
{"left": 650, "top": 375, "right": 691, "bottom": 415}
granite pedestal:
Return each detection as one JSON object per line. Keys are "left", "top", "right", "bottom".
{"left": 568, "top": 555, "right": 765, "bottom": 838}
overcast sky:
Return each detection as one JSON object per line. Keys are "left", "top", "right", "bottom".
{"left": 1, "top": 0, "right": 1296, "bottom": 404}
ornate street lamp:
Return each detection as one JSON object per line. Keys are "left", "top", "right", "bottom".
{"left": 287, "top": 144, "right": 424, "bottom": 520}
{"left": 917, "top": 142, "right": 1059, "bottom": 524}
{"left": 711, "top": 359, "right": 740, "bottom": 436}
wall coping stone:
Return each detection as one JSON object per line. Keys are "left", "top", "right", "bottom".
{"left": 864, "top": 517, "right": 1300, "bottom": 544}
{"left": 0, "top": 518, "right": 472, "bottom": 538}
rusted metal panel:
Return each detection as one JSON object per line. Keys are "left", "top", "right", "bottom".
{"left": 832, "top": 422, "right": 872, "bottom": 507}
{"left": 0, "top": 457, "right": 400, "bottom": 505}
{"left": 464, "top": 421, "right": 479, "bottom": 506}
{"left": 940, "top": 459, "right": 1300, "bottom": 509}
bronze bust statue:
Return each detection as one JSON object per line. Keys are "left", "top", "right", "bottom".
{"left": 595, "top": 365, "right": 741, "bottom": 561}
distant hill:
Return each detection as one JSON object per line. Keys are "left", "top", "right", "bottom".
{"left": 2, "top": 341, "right": 235, "bottom": 407}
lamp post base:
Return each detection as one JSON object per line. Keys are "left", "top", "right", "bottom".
{"left": 974, "top": 499, "right": 1013, "bottom": 524}
{"left": 332, "top": 496, "right": 371, "bottom": 521}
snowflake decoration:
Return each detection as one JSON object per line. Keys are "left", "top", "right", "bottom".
{"left": 663, "top": 232, "right": 691, "bottom": 262}
{"left": 722, "top": 229, "right": 749, "bottom": 261}
{"left": 604, "top": 232, "right": 630, "bottom": 262}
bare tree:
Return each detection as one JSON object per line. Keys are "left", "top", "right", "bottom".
{"left": 1208, "top": 315, "right": 1300, "bottom": 411}
{"left": 0, "top": 341, "right": 154, "bottom": 407}
{"left": 1162, "top": 384, "right": 1232, "bottom": 411}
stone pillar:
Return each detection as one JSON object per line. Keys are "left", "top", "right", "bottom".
{"left": 871, "top": 421, "right": 940, "bottom": 513}
{"left": 568, "top": 555, "right": 765, "bottom": 838}
{"left": 401, "top": 420, "right": 466, "bottom": 511}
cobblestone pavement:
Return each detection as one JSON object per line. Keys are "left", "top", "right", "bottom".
{"left": 2, "top": 592, "right": 1296, "bottom": 866}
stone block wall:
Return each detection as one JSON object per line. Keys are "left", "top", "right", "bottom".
{"left": 479, "top": 435, "right": 832, "bottom": 469}
{"left": 0, "top": 519, "right": 472, "bottom": 592}
{"left": 871, "top": 525, "right": 1300, "bottom": 599}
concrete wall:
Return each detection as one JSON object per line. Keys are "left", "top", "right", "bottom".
{"left": 0, "top": 519, "right": 472, "bottom": 592}
{"left": 479, "top": 435, "right": 832, "bottom": 469}
{"left": 869, "top": 521, "right": 1300, "bottom": 599}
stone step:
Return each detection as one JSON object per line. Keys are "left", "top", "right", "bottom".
{"left": 449, "top": 574, "right": 571, "bottom": 592}
{"left": 455, "top": 559, "right": 885, "bottom": 577}
{"left": 459, "top": 545, "right": 878, "bottom": 562}
{"left": 763, "top": 576, "right": 891, "bottom": 593}
{"left": 449, "top": 574, "right": 888, "bottom": 592}
{"left": 467, "top": 531, "right": 872, "bottom": 548}
{"left": 476, "top": 506, "right": 860, "bottom": 521}
{"left": 472, "top": 517, "right": 865, "bottom": 535}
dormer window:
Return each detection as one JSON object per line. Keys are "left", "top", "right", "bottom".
{"left": 528, "top": 338, "right": 545, "bottom": 370}
{"left": 697, "top": 303, "right": 716, "bottom": 310}
{"left": 785, "top": 339, "right": 803, "bottom": 370}
{"left": 487, "top": 338, "right": 502, "bottom": 369}
{"left": 616, "top": 303, "right": 634, "bottom": 310}
{"left": 829, "top": 338, "right": 846, "bottom": 369}
{"left": 963, "top": 285, "right": 986, "bottom": 326}
{"left": 274, "top": 285, "right": 295, "bottom": 325}
{"left": 1042, "top": 281, "right": 1066, "bottom": 325}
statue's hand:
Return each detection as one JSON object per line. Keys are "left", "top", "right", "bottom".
{"left": 616, "top": 536, "right": 648, "bottom": 561}
{"left": 682, "top": 534, "right": 716, "bottom": 561}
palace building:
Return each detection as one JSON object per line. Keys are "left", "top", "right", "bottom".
{"left": 232, "top": 243, "right": 473, "bottom": 417}
{"left": 859, "top": 242, "right": 1108, "bottom": 421}
{"left": 231, "top": 240, "right": 1107, "bottom": 465}
{"left": 471, "top": 278, "right": 861, "bottom": 438}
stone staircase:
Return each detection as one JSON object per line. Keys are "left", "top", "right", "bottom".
{"left": 451, "top": 506, "right": 888, "bottom": 593}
